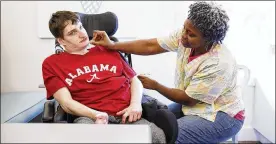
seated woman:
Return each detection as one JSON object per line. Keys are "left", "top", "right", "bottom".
{"left": 91, "top": 1, "right": 245, "bottom": 143}
{"left": 42, "top": 10, "right": 166, "bottom": 143}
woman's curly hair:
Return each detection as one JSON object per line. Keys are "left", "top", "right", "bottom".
{"left": 188, "top": 1, "right": 229, "bottom": 44}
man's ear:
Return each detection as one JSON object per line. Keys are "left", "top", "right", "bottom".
{"left": 57, "top": 38, "right": 66, "bottom": 46}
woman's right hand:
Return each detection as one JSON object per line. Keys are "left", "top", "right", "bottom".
{"left": 90, "top": 30, "right": 115, "bottom": 49}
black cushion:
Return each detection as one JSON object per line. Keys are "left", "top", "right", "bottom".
{"left": 154, "top": 109, "right": 178, "bottom": 144}
{"left": 42, "top": 100, "right": 55, "bottom": 123}
{"left": 77, "top": 12, "right": 118, "bottom": 39}
{"left": 142, "top": 95, "right": 178, "bottom": 144}
{"left": 53, "top": 105, "right": 67, "bottom": 123}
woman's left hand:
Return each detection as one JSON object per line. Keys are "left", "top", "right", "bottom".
{"left": 137, "top": 75, "right": 158, "bottom": 90}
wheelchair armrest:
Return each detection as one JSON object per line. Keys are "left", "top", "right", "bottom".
{"left": 141, "top": 94, "right": 178, "bottom": 144}
{"left": 156, "top": 100, "right": 168, "bottom": 109}
{"left": 141, "top": 94, "right": 168, "bottom": 122}
{"left": 154, "top": 109, "right": 178, "bottom": 144}
{"left": 42, "top": 100, "right": 68, "bottom": 123}
{"left": 42, "top": 100, "right": 55, "bottom": 123}
{"left": 142, "top": 94, "right": 168, "bottom": 109}
{"left": 53, "top": 105, "right": 68, "bottom": 123}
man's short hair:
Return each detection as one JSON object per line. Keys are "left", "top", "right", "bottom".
{"left": 49, "top": 11, "right": 80, "bottom": 39}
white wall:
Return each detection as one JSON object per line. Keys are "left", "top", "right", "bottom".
{"left": 36, "top": 1, "right": 85, "bottom": 38}
{"left": 1, "top": 1, "right": 274, "bottom": 142}
{"left": 220, "top": 2, "right": 275, "bottom": 143}
{"left": 1, "top": 1, "right": 54, "bottom": 93}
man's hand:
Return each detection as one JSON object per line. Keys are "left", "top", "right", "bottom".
{"left": 137, "top": 75, "right": 158, "bottom": 90}
{"left": 90, "top": 30, "right": 115, "bottom": 49}
{"left": 116, "top": 103, "right": 142, "bottom": 124}
{"left": 95, "top": 111, "right": 108, "bottom": 124}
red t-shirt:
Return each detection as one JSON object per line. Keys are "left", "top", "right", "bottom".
{"left": 42, "top": 46, "right": 136, "bottom": 116}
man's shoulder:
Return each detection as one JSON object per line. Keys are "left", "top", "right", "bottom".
{"left": 92, "top": 45, "right": 118, "bottom": 53}
{"left": 42, "top": 53, "right": 64, "bottom": 67}
{"left": 91, "top": 45, "right": 122, "bottom": 58}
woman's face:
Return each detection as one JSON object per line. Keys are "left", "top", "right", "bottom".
{"left": 181, "top": 19, "right": 206, "bottom": 49}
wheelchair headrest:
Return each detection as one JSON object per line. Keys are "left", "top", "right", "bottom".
{"left": 77, "top": 12, "right": 118, "bottom": 39}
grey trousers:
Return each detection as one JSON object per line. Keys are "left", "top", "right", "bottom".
{"left": 74, "top": 116, "right": 166, "bottom": 143}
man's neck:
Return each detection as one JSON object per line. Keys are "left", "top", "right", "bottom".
{"left": 66, "top": 44, "right": 92, "bottom": 55}
{"left": 77, "top": 49, "right": 89, "bottom": 55}
{"left": 67, "top": 47, "right": 89, "bottom": 55}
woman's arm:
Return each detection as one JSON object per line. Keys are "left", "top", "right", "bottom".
{"left": 154, "top": 83, "right": 199, "bottom": 106}
{"left": 91, "top": 31, "right": 168, "bottom": 55}
{"left": 110, "top": 38, "right": 168, "bottom": 55}
{"left": 138, "top": 75, "right": 199, "bottom": 106}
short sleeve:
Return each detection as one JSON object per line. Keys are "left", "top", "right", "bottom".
{"left": 185, "top": 60, "right": 229, "bottom": 104}
{"left": 116, "top": 52, "right": 137, "bottom": 79}
{"left": 42, "top": 59, "right": 66, "bottom": 100}
{"left": 156, "top": 28, "right": 182, "bottom": 52}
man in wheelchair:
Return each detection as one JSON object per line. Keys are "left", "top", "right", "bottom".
{"left": 43, "top": 10, "right": 172, "bottom": 143}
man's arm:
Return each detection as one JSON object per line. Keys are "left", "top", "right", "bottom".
{"left": 116, "top": 76, "right": 143, "bottom": 123}
{"left": 129, "top": 75, "right": 144, "bottom": 105}
{"left": 53, "top": 87, "right": 105, "bottom": 120}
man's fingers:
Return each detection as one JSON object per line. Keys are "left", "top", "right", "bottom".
{"left": 132, "top": 113, "right": 138, "bottom": 122}
{"left": 137, "top": 112, "right": 142, "bottom": 120}
{"left": 128, "top": 114, "right": 135, "bottom": 123}
{"left": 122, "top": 112, "right": 128, "bottom": 124}
{"left": 116, "top": 109, "right": 126, "bottom": 116}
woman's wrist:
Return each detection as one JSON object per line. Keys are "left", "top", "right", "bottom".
{"left": 153, "top": 81, "right": 160, "bottom": 91}
{"left": 108, "top": 41, "right": 116, "bottom": 50}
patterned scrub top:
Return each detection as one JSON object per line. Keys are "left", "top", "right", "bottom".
{"left": 157, "top": 29, "right": 245, "bottom": 122}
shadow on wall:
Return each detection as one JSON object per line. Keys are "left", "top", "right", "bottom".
{"left": 252, "top": 80, "right": 275, "bottom": 143}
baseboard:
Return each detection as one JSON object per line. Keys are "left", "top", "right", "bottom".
{"left": 225, "top": 126, "right": 258, "bottom": 142}
{"left": 254, "top": 129, "right": 273, "bottom": 143}
{"left": 238, "top": 126, "right": 258, "bottom": 141}
{"left": 225, "top": 126, "right": 272, "bottom": 143}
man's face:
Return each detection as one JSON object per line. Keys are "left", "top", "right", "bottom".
{"left": 57, "top": 20, "right": 89, "bottom": 53}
